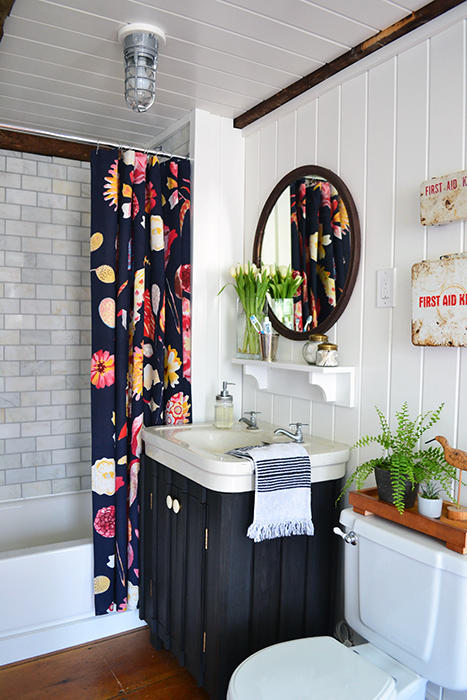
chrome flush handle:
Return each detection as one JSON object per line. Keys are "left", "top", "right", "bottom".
{"left": 333, "top": 526, "right": 358, "bottom": 546}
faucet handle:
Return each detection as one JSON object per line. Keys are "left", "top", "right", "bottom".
{"left": 289, "top": 422, "right": 308, "bottom": 439}
{"left": 245, "top": 411, "right": 261, "bottom": 417}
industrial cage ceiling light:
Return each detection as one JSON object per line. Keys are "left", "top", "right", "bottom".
{"left": 118, "top": 23, "right": 166, "bottom": 113}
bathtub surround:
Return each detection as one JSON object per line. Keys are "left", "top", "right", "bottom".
{"left": 0, "top": 149, "right": 91, "bottom": 501}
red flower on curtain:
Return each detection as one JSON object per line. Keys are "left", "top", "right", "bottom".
{"left": 91, "top": 350, "right": 115, "bottom": 388}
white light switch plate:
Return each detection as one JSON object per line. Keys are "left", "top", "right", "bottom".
{"left": 376, "top": 269, "right": 396, "bottom": 308}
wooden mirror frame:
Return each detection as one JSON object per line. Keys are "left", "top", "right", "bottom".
{"left": 253, "top": 165, "right": 361, "bottom": 341}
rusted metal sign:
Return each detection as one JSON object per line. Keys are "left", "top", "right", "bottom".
{"left": 420, "top": 170, "right": 467, "bottom": 226}
{"left": 412, "top": 254, "right": 467, "bottom": 346}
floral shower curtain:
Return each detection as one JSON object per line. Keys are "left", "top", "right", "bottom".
{"left": 290, "top": 179, "right": 351, "bottom": 331}
{"left": 90, "top": 149, "right": 191, "bottom": 615}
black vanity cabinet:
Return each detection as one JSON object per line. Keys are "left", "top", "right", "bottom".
{"left": 141, "top": 454, "right": 341, "bottom": 700}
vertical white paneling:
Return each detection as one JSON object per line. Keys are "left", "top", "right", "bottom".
{"left": 391, "top": 42, "right": 428, "bottom": 416}
{"left": 296, "top": 100, "right": 318, "bottom": 168}
{"left": 423, "top": 21, "right": 466, "bottom": 436}
{"left": 316, "top": 88, "right": 340, "bottom": 173}
{"left": 358, "top": 58, "right": 396, "bottom": 444}
{"left": 191, "top": 109, "right": 244, "bottom": 422}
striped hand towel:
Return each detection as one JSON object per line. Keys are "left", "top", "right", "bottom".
{"left": 229, "top": 442, "right": 314, "bottom": 543}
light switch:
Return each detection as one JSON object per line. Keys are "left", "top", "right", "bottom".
{"left": 376, "top": 269, "right": 396, "bottom": 308}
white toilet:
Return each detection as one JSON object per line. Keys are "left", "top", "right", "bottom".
{"left": 227, "top": 507, "right": 467, "bottom": 700}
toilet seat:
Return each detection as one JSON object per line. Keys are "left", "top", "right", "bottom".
{"left": 227, "top": 636, "right": 397, "bottom": 700}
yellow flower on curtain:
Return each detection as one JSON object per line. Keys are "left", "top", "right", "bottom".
{"left": 103, "top": 160, "right": 119, "bottom": 211}
{"left": 130, "top": 343, "right": 144, "bottom": 400}
{"left": 309, "top": 232, "right": 318, "bottom": 262}
{"left": 317, "top": 265, "right": 336, "bottom": 306}
{"left": 164, "top": 345, "right": 181, "bottom": 388}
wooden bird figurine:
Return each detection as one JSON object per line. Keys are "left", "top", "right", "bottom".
{"left": 428, "top": 435, "right": 467, "bottom": 520}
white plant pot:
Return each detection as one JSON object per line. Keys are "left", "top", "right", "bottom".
{"left": 417, "top": 494, "right": 443, "bottom": 518}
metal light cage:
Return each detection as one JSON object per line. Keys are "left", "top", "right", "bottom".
{"left": 118, "top": 24, "right": 166, "bottom": 113}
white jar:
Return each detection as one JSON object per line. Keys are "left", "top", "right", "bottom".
{"left": 315, "top": 342, "right": 339, "bottom": 367}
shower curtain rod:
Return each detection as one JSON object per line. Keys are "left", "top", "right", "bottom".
{"left": 0, "top": 123, "right": 190, "bottom": 161}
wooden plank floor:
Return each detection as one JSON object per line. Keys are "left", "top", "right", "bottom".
{"left": 0, "top": 627, "right": 210, "bottom": 699}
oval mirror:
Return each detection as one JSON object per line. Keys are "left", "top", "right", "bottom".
{"left": 253, "top": 165, "right": 361, "bottom": 341}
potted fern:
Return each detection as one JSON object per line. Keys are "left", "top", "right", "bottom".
{"left": 338, "top": 402, "right": 457, "bottom": 515}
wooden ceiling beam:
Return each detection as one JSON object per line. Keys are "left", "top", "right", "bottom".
{"left": 234, "top": 0, "right": 467, "bottom": 129}
{"left": 0, "top": 128, "right": 112, "bottom": 161}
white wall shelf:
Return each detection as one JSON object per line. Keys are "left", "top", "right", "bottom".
{"left": 232, "top": 358, "right": 355, "bottom": 408}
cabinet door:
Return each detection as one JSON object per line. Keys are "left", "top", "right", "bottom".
{"left": 152, "top": 462, "right": 207, "bottom": 685}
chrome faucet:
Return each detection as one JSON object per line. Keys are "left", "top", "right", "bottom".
{"left": 239, "top": 411, "right": 261, "bottom": 430}
{"left": 274, "top": 422, "right": 308, "bottom": 444}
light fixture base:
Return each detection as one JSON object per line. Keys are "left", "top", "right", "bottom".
{"left": 118, "top": 23, "right": 166, "bottom": 46}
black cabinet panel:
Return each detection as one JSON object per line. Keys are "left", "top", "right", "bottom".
{"left": 142, "top": 456, "right": 340, "bottom": 700}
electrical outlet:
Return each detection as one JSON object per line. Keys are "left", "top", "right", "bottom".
{"left": 376, "top": 269, "right": 396, "bottom": 308}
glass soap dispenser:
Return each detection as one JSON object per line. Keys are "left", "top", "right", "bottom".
{"left": 214, "top": 381, "right": 235, "bottom": 429}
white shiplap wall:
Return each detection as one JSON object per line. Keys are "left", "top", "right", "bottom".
{"left": 240, "top": 9, "right": 467, "bottom": 698}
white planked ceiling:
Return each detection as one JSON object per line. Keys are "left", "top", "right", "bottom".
{"left": 0, "top": 0, "right": 429, "bottom": 152}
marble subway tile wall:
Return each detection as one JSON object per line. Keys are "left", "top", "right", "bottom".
{"left": 0, "top": 149, "right": 91, "bottom": 501}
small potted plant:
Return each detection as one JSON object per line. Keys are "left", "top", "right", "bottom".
{"left": 337, "top": 402, "right": 457, "bottom": 515}
{"left": 417, "top": 480, "right": 443, "bottom": 518}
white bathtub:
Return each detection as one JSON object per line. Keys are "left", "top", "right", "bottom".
{"left": 0, "top": 490, "right": 146, "bottom": 666}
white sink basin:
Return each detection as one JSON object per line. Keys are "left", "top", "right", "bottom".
{"left": 143, "top": 422, "right": 349, "bottom": 493}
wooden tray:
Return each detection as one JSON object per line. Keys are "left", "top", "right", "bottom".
{"left": 349, "top": 488, "right": 467, "bottom": 554}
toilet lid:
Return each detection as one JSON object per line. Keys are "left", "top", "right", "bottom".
{"left": 227, "top": 636, "right": 396, "bottom": 700}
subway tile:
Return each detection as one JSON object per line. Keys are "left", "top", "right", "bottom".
{"left": 0, "top": 452, "right": 21, "bottom": 469}
{"left": 5, "top": 315, "right": 36, "bottom": 330}
{"left": 21, "top": 206, "right": 52, "bottom": 223}
{"left": 0, "top": 203, "right": 21, "bottom": 219}
{"left": 5, "top": 376, "right": 34, "bottom": 392}
{"left": 0, "top": 298, "right": 20, "bottom": 312}
{"left": 0, "top": 267, "right": 21, "bottom": 283}
{"left": 0, "top": 329, "right": 20, "bottom": 345}
{"left": 4, "top": 282, "right": 36, "bottom": 298}
{"left": 0, "top": 484, "right": 21, "bottom": 500}
{"left": 80, "top": 330, "right": 91, "bottom": 345}
{"left": 5, "top": 406, "right": 35, "bottom": 423}
{"left": 36, "top": 345, "right": 65, "bottom": 361}
{"left": 37, "top": 464, "right": 66, "bottom": 481}
{"left": 1, "top": 172, "right": 21, "bottom": 188}
{"left": 66, "top": 461, "right": 91, "bottom": 477}
{"left": 51, "top": 300, "right": 80, "bottom": 315}
{"left": 36, "top": 434, "right": 66, "bottom": 451}
{"left": 7, "top": 189, "right": 37, "bottom": 206}
{"left": 21, "top": 421, "right": 51, "bottom": 437}
{"left": 0, "top": 393, "right": 21, "bottom": 408}
{"left": 37, "top": 162, "right": 67, "bottom": 179}
{"left": 0, "top": 470, "right": 4, "bottom": 486}
{"left": 52, "top": 477, "right": 81, "bottom": 494}
{"left": 35, "top": 284, "right": 66, "bottom": 300}
{"left": 68, "top": 225, "right": 89, "bottom": 242}
{"left": 80, "top": 446, "right": 91, "bottom": 462}
{"left": 6, "top": 467, "right": 36, "bottom": 485}
{"left": 66, "top": 374, "right": 89, "bottom": 390}
{"left": 66, "top": 166, "right": 90, "bottom": 183}
{"left": 30, "top": 405, "right": 65, "bottom": 421}
{"left": 66, "top": 315, "right": 91, "bottom": 331}
{"left": 0, "top": 234, "right": 21, "bottom": 251}
{"left": 80, "top": 475, "right": 92, "bottom": 490}
{"left": 67, "top": 286, "right": 91, "bottom": 301}
{"left": 80, "top": 301, "right": 91, "bottom": 315}
{"left": 20, "top": 329, "right": 51, "bottom": 345}
{"left": 22, "top": 450, "right": 52, "bottom": 467}
{"left": 53, "top": 179, "right": 81, "bottom": 196}
{"left": 67, "top": 403, "right": 91, "bottom": 419}
{"left": 5, "top": 437, "right": 36, "bottom": 453}
{"left": 52, "top": 418, "right": 80, "bottom": 435}
{"left": 5, "top": 345, "right": 35, "bottom": 361}
{"left": 38, "top": 192, "right": 67, "bottom": 209}
{"left": 66, "top": 431, "right": 91, "bottom": 448}
{"left": 6, "top": 219, "right": 36, "bottom": 237}
{"left": 5, "top": 252, "right": 37, "bottom": 269}
{"left": 51, "top": 360, "right": 77, "bottom": 375}
{"left": 37, "top": 315, "right": 66, "bottom": 330}
{"left": 37, "top": 222, "right": 66, "bottom": 239}
{"left": 67, "top": 256, "right": 89, "bottom": 272}
{"left": 20, "top": 299, "right": 51, "bottom": 315}
{"left": 20, "top": 390, "right": 52, "bottom": 407}
{"left": 52, "top": 389, "right": 81, "bottom": 405}
{"left": 36, "top": 375, "right": 65, "bottom": 391}
{"left": 20, "top": 360, "right": 51, "bottom": 376}
{"left": 52, "top": 270, "right": 82, "bottom": 286}
{"left": 53, "top": 209, "right": 81, "bottom": 226}
{"left": 81, "top": 183, "right": 91, "bottom": 198}
{"left": 0, "top": 361, "right": 20, "bottom": 376}
{"left": 0, "top": 423, "right": 20, "bottom": 439}
{"left": 21, "top": 237, "right": 52, "bottom": 254}
{"left": 7, "top": 157, "right": 37, "bottom": 175}
{"left": 22, "top": 175, "right": 52, "bottom": 193}
{"left": 22, "top": 480, "right": 52, "bottom": 498}
{"left": 67, "top": 195, "right": 90, "bottom": 213}
{"left": 53, "top": 239, "right": 81, "bottom": 256}
{"left": 22, "top": 268, "right": 52, "bottom": 284}
{"left": 36, "top": 253, "right": 66, "bottom": 270}
{"left": 66, "top": 345, "right": 91, "bottom": 360}
{"left": 52, "top": 447, "right": 81, "bottom": 464}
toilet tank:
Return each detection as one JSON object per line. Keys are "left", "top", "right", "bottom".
{"left": 340, "top": 508, "right": 467, "bottom": 691}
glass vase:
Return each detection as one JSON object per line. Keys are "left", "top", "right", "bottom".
{"left": 236, "top": 299, "right": 261, "bottom": 359}
{"left": 270, "top": 298, "right": 294, "bottom": 330}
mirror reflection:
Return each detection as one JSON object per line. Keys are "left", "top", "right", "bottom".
{"left": 253, "top": 166, "right": 361, "bottom": 341}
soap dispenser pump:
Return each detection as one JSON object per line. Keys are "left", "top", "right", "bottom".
{"left": 214, "top": 381, "right": 235, "bottom": 429}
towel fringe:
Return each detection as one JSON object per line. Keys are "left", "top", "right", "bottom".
{"left": 247, "top": 519, "right": 314, "bottom": 543}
